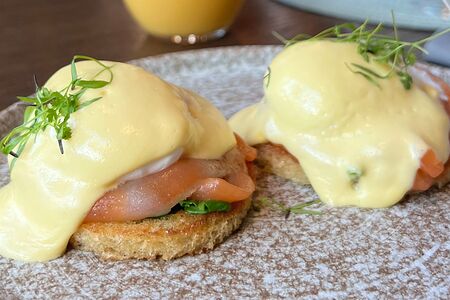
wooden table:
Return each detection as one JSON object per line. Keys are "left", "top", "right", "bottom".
{"left": 0, "top": 0, "right": 429, "bottom": 111}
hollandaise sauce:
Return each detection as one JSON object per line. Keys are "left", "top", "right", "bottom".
{"left": 230, "top": 41, "right": 449, "bottom": 208}
{"left": 0, "top": 61, "right": 235, "bottom": 261}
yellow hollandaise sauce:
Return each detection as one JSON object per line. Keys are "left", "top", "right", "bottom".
{"left": 230, "top": 41, "right": 449, "bottom": 208}
{"left": 0, "top": 61, "right": 235, "bottom": 262}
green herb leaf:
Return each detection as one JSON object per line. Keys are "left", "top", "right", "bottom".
{"left": 17, "top": 96, "right": 37, "bottom": 104}
{"left": 0, "top": 55, "right": 114, "bottom": 170}
{"left": 349, "top": 63, "right": 389, "bottom": 79}
{"left": 288, "top": 199, "right": 322, "bottom": 216}
{"left": 77, "top": 97, "right": 102, "bottom": 110}
{"left": 180, "top": 200, "right": 231, "bottom": 215}
{"left": 256, "top": 197, "right": 323, "bottom": 217}
{"left": 397, "top": 71, "right": 413, "bottom": 89}
{"left": 291, "top": 209, "right": 323, "bottom": 215}
{"left": 75, "top": 80, "right": 110, "bottom": 89}
{"left": 345, "top": 64, "right": 382, "bottom": 89}
{"left": 347, "top": 168, "right": 363, "bottom": 187}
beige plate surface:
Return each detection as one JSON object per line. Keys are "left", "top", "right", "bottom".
{"left": 0, "top": 46, "right": 449, "bottom": 299}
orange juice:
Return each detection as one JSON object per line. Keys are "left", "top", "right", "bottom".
{"left": 123, "top": 0, "right": 244, "bottom": 42}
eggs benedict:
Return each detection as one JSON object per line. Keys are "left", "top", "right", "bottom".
{"left": 230, "top": 32, "right": 450, "bottom": 208}
{"left": 0, "top": 57, "right": 256, "bottom": 262}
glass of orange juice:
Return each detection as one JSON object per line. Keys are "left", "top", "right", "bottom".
{"left": 123, "top": 0, "right": 245, "bottom": 44}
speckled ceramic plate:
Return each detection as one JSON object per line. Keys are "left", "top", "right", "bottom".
{"left": 0, "top": 46, "right": 449, "bottom": 299}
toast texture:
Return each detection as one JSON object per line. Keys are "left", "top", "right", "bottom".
{"left": 255, "top": 143, "right": 310, "bottom": 185}
{"left": 70, "top": 198, "right": 251, "bottom": 260}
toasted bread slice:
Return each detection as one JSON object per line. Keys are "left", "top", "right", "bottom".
{"left": 255, "top": 143, "right": 310, "bottom": 184}
{"left": 70, "top": 198, "right": 251, "bottom": 260}
{"left": 255, "top": 143, "right": 450, "bottom": 188}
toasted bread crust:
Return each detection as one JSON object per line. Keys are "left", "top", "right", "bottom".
{"left": 255, "top": 143, "right": 450, "bottom": 188}
{"left": 70, "top": 198, "right": 251, "bottom": 260}
{"left": 255, "top": 143, "right": 310, "bottom": 185}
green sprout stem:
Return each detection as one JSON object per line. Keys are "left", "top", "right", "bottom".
{"left": 257, "top": 197, "right": 323, "bottom": 218}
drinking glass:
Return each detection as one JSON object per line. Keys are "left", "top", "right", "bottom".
{"left": 123, "top": 0, "right": 245, "bottom": 44}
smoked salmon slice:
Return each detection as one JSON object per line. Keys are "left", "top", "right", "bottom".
{"left": 410, "top": 72, "right": 450, "bottom": 191}
{"left": 419, "top": 149, "right": 444, "bottom": 178}
{"left": 412, "top": 169, "right": 435, "bottom": 192}
{"left": 191, "top": 172, "right": 256, "bottom": 202}
{"left": 412, "top": 149, "right": 448, "bottom": 192}
{"left": 84, "top": 136, "right": 256, "bottom": 223}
